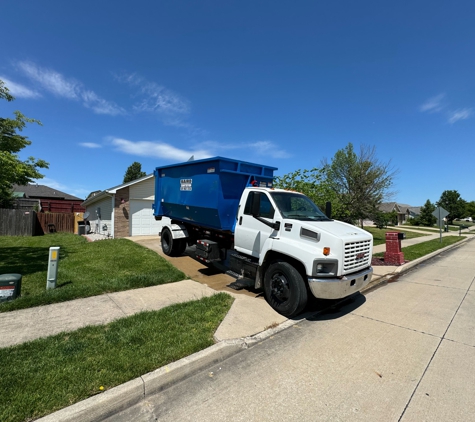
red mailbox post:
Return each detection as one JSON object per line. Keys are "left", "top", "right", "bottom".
{"left": 384, "top": 232, "right": 405, "bottom": 265}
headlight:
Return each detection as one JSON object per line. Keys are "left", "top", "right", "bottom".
{"left": 313, "top": 259, "right": 338, "bottom": 277}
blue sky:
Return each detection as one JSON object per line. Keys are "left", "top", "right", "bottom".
{"left": 1, "top": 1, "right": 474, "bottom": 206}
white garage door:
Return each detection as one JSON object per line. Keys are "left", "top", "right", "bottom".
{"left": 130, "top": 200, "right": 162, "bottom": 236}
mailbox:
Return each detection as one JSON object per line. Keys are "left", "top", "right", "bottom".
{"left": 397, "top": 232, "right": 406, "bottom": 240}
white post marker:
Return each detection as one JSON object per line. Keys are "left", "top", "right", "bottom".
{"left": 46, "top": 246, "right": 60, "bottom": 290}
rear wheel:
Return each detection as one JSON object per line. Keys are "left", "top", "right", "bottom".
{"left": 161, "top": 228, "right": 186, "bottom": 257}
{"left": 264, "top": 261, "right": 308, "bottom": 318}
{"left": 174, "top": 238, "right": 187, "bottom": 255}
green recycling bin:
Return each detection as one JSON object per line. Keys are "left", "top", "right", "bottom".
{"left": 0, "top": 274, "right": 22, "bottom": 303}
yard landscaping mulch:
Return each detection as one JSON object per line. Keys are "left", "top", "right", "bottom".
{"left": 371, "top": 256, "right": 409, "bottom": 266}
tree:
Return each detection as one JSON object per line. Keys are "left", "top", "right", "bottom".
{"left": 465, "top": 201, "right": 475, "bottom": 221}
{"left": 418, "top": 199, "right": 437, "bottom": 226}
{"left": 0, "top": 79, "right": 49, "bottom": 208}
{"left": 273, "top": 167, "right": 348, "bottom": 220}
{"left": 123, "top": 161, "right": 146, "bottom": 183}
{"left": 373, "top": 211, "right": 389, "bottom": 229}
{"left": 322, "top": 143, "right": 397, "bottom": 227}
{"left": 437, "top": 190, "right": 466, "bottom": 223}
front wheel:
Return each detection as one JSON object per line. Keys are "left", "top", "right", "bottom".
{"left": 161, "top": 228, "right": 186, "bottom": 257}
{"left": 263, "top": 261, "right": 308, "bottom": 318}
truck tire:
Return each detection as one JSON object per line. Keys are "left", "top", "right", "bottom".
{"left": 264, "top": 261, "right": 308, "bottom": 318}
{"left": 161, "top": 228, "right": 186, "bottom": 257}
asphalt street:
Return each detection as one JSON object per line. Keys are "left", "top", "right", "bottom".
{"left": 108, "top": 239, "right": 475, "bottom": 422}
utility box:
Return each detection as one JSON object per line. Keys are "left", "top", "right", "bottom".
{"left": 78, "top": 221, "right": 86, "bottom": 235}
{"left": 0, "top": 274, "right": 22, "bottom": 303}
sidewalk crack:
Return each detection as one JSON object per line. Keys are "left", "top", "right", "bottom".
{"left": 106, "top": 294, "right": 128, "bottom": 317}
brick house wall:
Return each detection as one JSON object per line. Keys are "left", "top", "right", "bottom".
{"left": 114, "top": 186, "right": 130, "bottom": 238}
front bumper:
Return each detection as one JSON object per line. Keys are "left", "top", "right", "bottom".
{"left": 308, "top": 267, "right": 373, "bottom": 300}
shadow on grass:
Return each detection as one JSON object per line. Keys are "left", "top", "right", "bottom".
{"left": 0, "top": 244, "right": 79, "bottom": 277}
{"left": 0, "top": 247, "right": 49, "bottom": 276}
{"left": 56, "top": 281, "right": 73, "bottom": 289}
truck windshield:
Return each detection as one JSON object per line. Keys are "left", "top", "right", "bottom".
{"left": 270, "top": 192, "right": 331, "bottom": 221}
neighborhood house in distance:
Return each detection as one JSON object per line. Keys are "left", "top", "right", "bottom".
{"left": 12, "top": 184, "right": 85, "bottom": 213}
{"left": 376, "top": 202, "right": 421, "bottom": 225}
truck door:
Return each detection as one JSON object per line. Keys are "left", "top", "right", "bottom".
{"left": 234, "top": 191, "right": 278, "bottom": 257}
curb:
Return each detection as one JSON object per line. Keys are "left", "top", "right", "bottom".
{"left": 36, "top": 312, "right": 314, "bottom": 422}
{"left": 37, "top": 341, "right": 244, "bottom": 422}
{"left": 37, "top": 235, "right": 473, "bottom": 421}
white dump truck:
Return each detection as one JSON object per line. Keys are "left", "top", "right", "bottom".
{"left": 153, "top": 157, "right": 373, "bottom": 317}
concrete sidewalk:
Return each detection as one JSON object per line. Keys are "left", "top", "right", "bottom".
{"left": 1, "top": 233, "right": 472, "bottom": 421}
{"left": 0, "top": 279, "right": 288, "bottom": 349}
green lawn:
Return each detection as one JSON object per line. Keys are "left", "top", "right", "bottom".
{"left": 452, "top": 221, "right": 475, "bottom": 229}
{"left": 364, "top": 227, "right": 429, "bottom": 246}
{"left": 0, "top": 233, "right": 185, "bottom": 312}
{"left": 400, "top": 224, "right": 463, "bottom": 233}
{"left": 0, "top": 293, "right": 234, "bottom": 422}
{"left": 374, "top": 236, "right": 464, "bottom": 261}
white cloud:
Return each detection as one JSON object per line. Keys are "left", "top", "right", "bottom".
{"left": 81, "top": 90, "right": 125, "bottom": 116}
{"left": 420, "top": 94, "right": 445, "bottom": 113}
{"left": 251, "top": 141, "right": 291, "bottom": 159}
{"left": 17, "top": 61, "right": 80, "bottom": 99}
{"left": 35, "top": 177, "right": 69, "bottom": 191}
{"left": 448, "top": 108, "right": 473, "bottom": 124}
{"left": 16, "top": 61, "right": 125, "bottom": 116}
{"left": 109, "top": 137, "right": 211, "bottom": 161}
{"left": 79, "top": 142, "right": 102, "bottom": 148}
{"left": 116, "top": 72, "right": 189, "bottom": 121}
{"left": 202, "top": 140, "right": 291, "bottom": 159}
{"left": 34, "top": 177, "right": 87, "bottom": 199}
{"left": 0, "top": 76, "right": 41, "bottom": 98}
{"left": 108, "top": 136, "right": 290, "bottom": 163}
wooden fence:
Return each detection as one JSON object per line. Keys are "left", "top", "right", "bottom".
{"left": 0, "top": 209, "right": 37, "bottom": 236}
{"left": 37, "top": 213, "right": 76, "bottom": 234}
{"left": 40, "top": 200, "right": 85, "bottom": 213}
{"left": 0, "top": 210, "right": 76, "bottom": 236}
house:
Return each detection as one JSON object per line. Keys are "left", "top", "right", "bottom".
{"left": 12, "top": 184, "right": 85, "bottom": 213}
{"left": 81, "top": 174, "right": 162, "bottom": 238}
{"left": 378, "top": 202, "right": 421, "bottom": 225}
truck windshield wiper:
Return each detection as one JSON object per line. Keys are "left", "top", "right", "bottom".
{"left": 284, "top": 214, "right": 330, "bottom": 221}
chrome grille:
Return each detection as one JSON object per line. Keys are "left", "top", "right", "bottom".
{"left": 344, "top": 239, "right": 372, "bottom": 272}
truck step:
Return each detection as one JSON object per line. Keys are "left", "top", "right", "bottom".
{"left": 225, "top": 270, "right": 241, "bottom": 279}
{"left": 229, "top": 253, "right": 258, "bottom": 280}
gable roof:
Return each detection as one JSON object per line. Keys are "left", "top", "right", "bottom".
{"left": 82, "top": 174, "right": 154, "bottom": 207}
{"left": 407, "top": 207, "right": 421, "bottom": 216}
{"left": 379, "top": 202, "right": 398, "bottom": 213}
{"left": 13, "top": 184, "right": 83, "bottom": 201}
{"left": 379, "top": 202, "right": 419, "bottom": 214}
